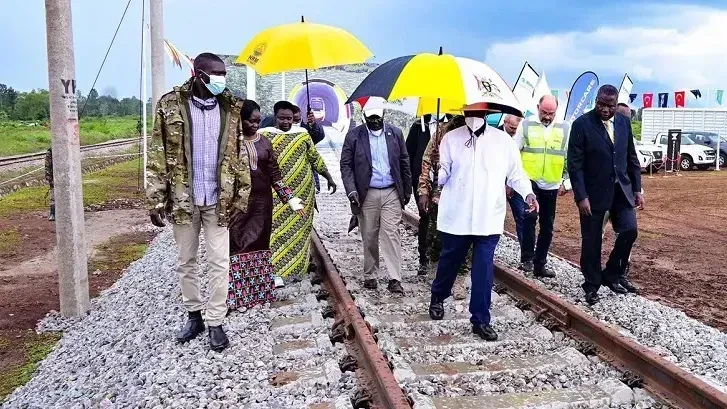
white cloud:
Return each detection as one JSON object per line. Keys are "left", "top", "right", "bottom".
{"left": 484, "top": 4, "right": 727, "bottom": 90}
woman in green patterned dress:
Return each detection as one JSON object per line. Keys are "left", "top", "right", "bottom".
{"left": 258, "top": 101, "right": 337, "bottom": 280}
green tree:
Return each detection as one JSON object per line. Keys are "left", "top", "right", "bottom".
{"left": 0, "top": 83, "right": 18, "bottom": 116}
{"left": 12, "top": 89, "right": 50, "bottom": 121}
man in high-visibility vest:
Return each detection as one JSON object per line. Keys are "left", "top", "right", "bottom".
{"left": 514, "top": 95, "right": 570, "bottom": 278}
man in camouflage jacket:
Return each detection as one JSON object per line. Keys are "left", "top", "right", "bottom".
{"left": 145, "top": 53, "right": 251, "bottom": 352}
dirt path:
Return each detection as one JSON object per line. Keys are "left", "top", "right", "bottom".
{"left": 505, "top": 170, "right": 727, "bottom": 331}
{"left": 0, "top": 209, "right": 149, "bottom": 330}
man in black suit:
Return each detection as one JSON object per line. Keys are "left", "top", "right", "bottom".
{"left": 567, "top": 85, "right": 644, "bottom": 305}
{"left": 340, "top": 108, "right": 412, "bottom": 293}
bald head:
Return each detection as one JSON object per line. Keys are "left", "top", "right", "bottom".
{"left": 537, "top": 95, "right": 558, "bottom": 126}
{"left": 503, "top": 115, "right": 522, "bottom": 137}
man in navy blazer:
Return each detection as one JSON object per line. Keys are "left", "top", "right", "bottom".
{"left": 567, "top": 85, "right": 644, "bottom": 305}
{"left": 340, "top": 108, "right": 412, "bottom": 294}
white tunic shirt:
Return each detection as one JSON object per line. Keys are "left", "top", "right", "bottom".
{"left": 437, "top": 124, "right": 534, "bottom": 236}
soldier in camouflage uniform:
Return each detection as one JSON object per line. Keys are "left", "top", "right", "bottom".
{"left": 146, "top": 53, "right": 251, "bottom": 352}
{"left": 417, "top": 116, "right": 471, "bottom": 298}
{"left": 44, "top": 147, "right": 55, "bottom": 221}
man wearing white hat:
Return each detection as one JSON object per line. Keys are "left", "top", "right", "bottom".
{"left": 340, "top": 107, "right": 412, "bottom": 294}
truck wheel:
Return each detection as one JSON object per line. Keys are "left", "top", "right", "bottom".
{"left": 720, "top": 153, "right": 726, "bottom": 168}
{"left": 679, "top": 155, "right": 693, "bottom": 171}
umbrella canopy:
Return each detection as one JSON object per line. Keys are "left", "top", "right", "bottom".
{"left": 236, "top": 16, "right": 373, "bottom": 75}
{"left": 347, "top": 52, "right": 523, "bottom": 117}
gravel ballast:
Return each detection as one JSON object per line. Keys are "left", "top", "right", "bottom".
{"left": 3, "top": 229, "right": 355, "bottom": 409}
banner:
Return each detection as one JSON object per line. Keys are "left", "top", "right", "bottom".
{"left": 564, "top": 71, "right": 599, "bottom": 127}
{"left": 717, "top": 90, "right": 724, "bottom": 106}
{"left": 675, "top": 91, "right": 686, "bottom": 108}
{"left": 643, "top": 93, "right": 653, "bottom": 108}
{"left": 617, "top": 74, "right": 633, "bottom": 105}
{"left": 658, "top": 93, "right": 668, "bottom": 107}
{"left": 665, "top": 129, "right": 682, "bottom": 172}
{"left": 494, "top": 62, "right": 539, "bottom": 127}
{"left": 528, "top": 72, "right": 551, "bottom": 118}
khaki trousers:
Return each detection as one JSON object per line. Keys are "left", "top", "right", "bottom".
{"left": 357, "top": 187, "right": 402, "bottom": 281}
{"left": 172, "top": 205, "right": 229, "bottom": 327}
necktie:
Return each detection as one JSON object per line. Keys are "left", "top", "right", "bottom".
{"left": 605, "top": 120, "right": 614, "bottom": 142}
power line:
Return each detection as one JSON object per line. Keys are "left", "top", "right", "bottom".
{"left": 79, "top": 0, "right": 134, "bottom": 118}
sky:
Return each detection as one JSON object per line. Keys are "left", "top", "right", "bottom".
{"left": 2, "top": 0, "right": 726, "bottom": 108}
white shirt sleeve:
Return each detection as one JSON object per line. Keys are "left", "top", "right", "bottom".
{"left": 513, "top": 122, "right": 526, "bottom": 150}
{"left": 506, "top": 138, "right": 533, "bottom": 199}
{"left": 437, "top": 133, "right": 453, "bottom": 186}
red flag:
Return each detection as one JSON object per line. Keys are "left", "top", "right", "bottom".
{"left": 643, "top": 93, "right": 653, "bottom": 108}
{"left": 675, "top": 91, "right": 686, "bottom": 108}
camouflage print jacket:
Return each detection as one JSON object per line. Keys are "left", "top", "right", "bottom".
{"left": 417, "top": 117, "right": 466, "bottom": 200}
{"left": 145, "top": 78, "right": 251, "bottom": 226}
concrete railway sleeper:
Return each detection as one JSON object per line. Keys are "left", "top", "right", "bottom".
{"left": 308, "top": 145, "right": 727, "bottom": 409}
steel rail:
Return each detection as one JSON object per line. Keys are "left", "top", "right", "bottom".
{"left": 0, "top": 138, "right": 140, "bottom": 167}
{"left": 310, "top": 230, "right": 411, "bottom": 409}
{"left": 402, "top": 210, "right": 727, "bottom": 409}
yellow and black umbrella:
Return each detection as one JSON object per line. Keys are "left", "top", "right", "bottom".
{"left": 346, "top": 48, "right": 522, "bottom": 117}
{"left": 236, "top": 16, "right": 372, "bottom": 110}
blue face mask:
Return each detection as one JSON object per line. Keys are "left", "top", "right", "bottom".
{"left": 199, "top": 70, "right": 226, "bottom": 96}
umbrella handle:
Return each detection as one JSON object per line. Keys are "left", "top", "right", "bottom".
{"left": 305, "top": 69, "right": 311, "bottom": 114}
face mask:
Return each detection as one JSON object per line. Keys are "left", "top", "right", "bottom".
{"left": 364, "top": 115, "right": 384, "bottom": 132}
{"left": 293, "top": 121, "right": 302, "bottom": 127}
{"left": 465, "top": 116, "right": 485, "bottom": 130}
{"left": 199, "top": 70, "right": 226, "bottom": 96}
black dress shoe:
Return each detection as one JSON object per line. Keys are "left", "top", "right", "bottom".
{"left": 429, "top": 297, "right": 444, "bottom": 320}
{"left": 604, "top": 282, "right": 628, "bottom": 294}
{"left": 472, "top": 324, "right": 498, "bottom": 341}
{"left": 584, "top": 291, "right": 600, "bottom": 305}
{"left": 208, "top": 325, "right": 230, "bottom": 352}
{"left": 619, "top": 278, "right": 639, "bottom": 294}
{"left": 387, "top": 280, "right": 405, "bottom": 294}
{"left": 519, "top": 261, "right": 534, "bottom": 272}
{"left": 533, "top": 267, "right": 556, "bottom": 278}
{"left": 176, "top": 311, "right": 205, "bottom": 343}
{"left": 363, "top": 279, "right": 378, "bottom": 289}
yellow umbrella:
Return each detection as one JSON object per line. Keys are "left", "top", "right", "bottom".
{"left": 236, "top": 16, "right": 372, "bottom": 110}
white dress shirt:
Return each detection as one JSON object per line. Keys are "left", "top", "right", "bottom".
{"left": 437, "top": 124, "right": 533, "bottom": 236}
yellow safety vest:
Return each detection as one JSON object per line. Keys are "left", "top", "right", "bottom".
{"left": 521, "top": 123, "right": 567, "bottom": 184}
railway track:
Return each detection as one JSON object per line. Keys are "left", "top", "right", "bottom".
{"left": 308, "top": 145, "right": 727, "bottom": 409}
{"left": 0, "top": 137, "right": 140, "bottom": 168}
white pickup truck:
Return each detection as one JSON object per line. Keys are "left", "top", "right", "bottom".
{"left": 634, "top": 138, "right": 664, "bottom": 173}
{"left": 650, "top": 132, "right": 716, "bottom": 171}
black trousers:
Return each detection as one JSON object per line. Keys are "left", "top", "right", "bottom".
{"left": 579, "top": 186, "right": 638, "bottom": 293}
{"left": 413, "top": 191, "right": 429, "bottom": 263}
{"left": 521, "top": 182, "right": 558, "bottom": 268}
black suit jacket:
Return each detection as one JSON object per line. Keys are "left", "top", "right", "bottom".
{"left": 340, "top": 123, "right": 412, "bottom": 208}
{"left": 567, "top": 109, "right": 642, "bottom": 212}
{"left": 405, "top": 120, "right": 431, "bottom": 195}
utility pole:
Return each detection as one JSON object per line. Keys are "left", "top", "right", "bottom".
{"left": 44, "top": 0, "right": 89, "bottom": 316}
{"left": 149, "top": 0, "right": 165, "bottom": 111}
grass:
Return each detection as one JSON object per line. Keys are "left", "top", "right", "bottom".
{"left": 0, "top": 229, "right": 20, "bottom": 258}
{"left": 0, "top": 158, "right": 143, "bottom": 217}
{"left": 0, "top": 332, "right": 61, "bottom": 401}
{"left": 0, "top": 116, "right": 147, "bottom": 157}
{"left": 89, "top": 231, "right": 151, "bottom": 275}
